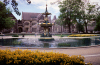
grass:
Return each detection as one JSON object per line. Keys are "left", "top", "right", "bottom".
{"left": 55, "top": 34, "right": 69, "bottom": 37}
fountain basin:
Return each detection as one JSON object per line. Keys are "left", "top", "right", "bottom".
{"left": 0, "top": 36, "right": 100, "bottom": 48}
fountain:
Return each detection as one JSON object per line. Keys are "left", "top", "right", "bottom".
{"left": 38, "top": 4, "right": 54, "bottom": 41}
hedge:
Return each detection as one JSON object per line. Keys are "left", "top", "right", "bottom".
{"left": 12, "top": 34, "right": 19, "bottom": 37}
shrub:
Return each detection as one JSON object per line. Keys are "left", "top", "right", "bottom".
{"left": 60, "top": 35, "right": 64, "bottom": 37}
{"left": 12, "top": 34, "right": 19, "bottom": 37}
{"left": 0, "top": 49, "right": 92, "bottom": 65}
{"left": 60, "top": 34, "right": 64, "bottom": 37}
{"left": 58, "top": 43, "right": 71, "bottom": 47}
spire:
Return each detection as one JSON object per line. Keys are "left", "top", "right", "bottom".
{"left": 45, "top": 4, "right": 48, "bottom": 13}
{"left": 42, "top": 3, "right": 51, "bottom": 17}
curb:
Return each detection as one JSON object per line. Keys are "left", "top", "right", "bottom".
{"left": 0, "top": 44, "right": 100, "bottom": 49}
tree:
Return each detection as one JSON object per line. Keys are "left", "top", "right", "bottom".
{"left": 2, "top": 0, "right": 31, "bottom": 16}
{"left": 76, "top": 22, "right": 84, "bottom": 33}
{"left": 52, "top": 0, "right": 99, "bottom": 33}
{"left": 0, "top": 1, "right": 15, "bottom": 31}
{"left": 58, "top": 0, "right": 84, "bottom": 33}
{"left": 94, "top": 15, "right": 100, "bottom": 31}
{"left": 55, "top": 18, "right": 63, "bottom": 33}
{"left": 81, "top": 2, "right": 99, "bottom": 33}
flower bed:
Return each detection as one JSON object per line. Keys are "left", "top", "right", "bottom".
{"left": 68, "top": 34, "right": 97, "bottom": 37}
{"left": 0, "top": 49, "right": 92, "bottom": 65}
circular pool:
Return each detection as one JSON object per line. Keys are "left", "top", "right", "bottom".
{"left": 0, "top": 36, "right": 100, "bottom": 48}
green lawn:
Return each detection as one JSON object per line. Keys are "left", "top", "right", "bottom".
{"left": 55, "top": 34, "right": 69, "bottom": 37}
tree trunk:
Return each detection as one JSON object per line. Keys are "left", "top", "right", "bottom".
{"left": 86, "top": 24, "right": 87, "bottom": 33}
{"left": 68, "top": 24, "right": 71, "bottom": 33}
{"left": 61, "top": 25, "right": 62, "bottom": 33}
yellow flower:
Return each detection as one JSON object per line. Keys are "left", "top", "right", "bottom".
{"left": 0, "top": 49, "right": 89, "bottom": 65}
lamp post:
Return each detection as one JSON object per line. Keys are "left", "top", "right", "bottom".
{"left": 85, "top": 19, "right": 88, "bottom": 33}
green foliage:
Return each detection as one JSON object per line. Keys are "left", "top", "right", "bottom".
{"left": 60, "top": 35, "right": 64, "bottom": 37}
{"left": 58, "top": 43, "right": 71, "bottom": 47}
{"left": 0, "top": 1, "right": 15, "bottom": 31}
{"left": 81, "top": 38, "right": 91, "bottom": 46}
{"left": 12, "top": 34, "right": 19, "bottom": 37}
{"left": 58, "top": 0, "right": 98, "bottom": 33}
{"left": 76, "top": 22, "right": 84, "bottom": 33}
{"left": 55, "top": 18, "right": 63, "bottom": 26}
{"left": 58, "top": 0, "right": 84, "bottom": 33}
{"left": 94, "top": 15, "right": 100, "bottom": 31}
{"left": 2, "top": 0, "right": 31, "bottom": 16}
{"left": 82, "top": 3, "right": 98, "bottom": 33}
{"left": 55, "top": 34, "right": 69, "bottom": 37}
{"left": 12, "top": 40, "right": 22, "bottom": 45}
{"left": 3, "top": 0, "right": 21, "bottom": 15}
{"left": 94, "top": 22, "right": 100, "bottom": 31}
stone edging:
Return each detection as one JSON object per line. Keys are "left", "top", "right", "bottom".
{"left": 0, "top": 44, "right": 100, "bottom": 49}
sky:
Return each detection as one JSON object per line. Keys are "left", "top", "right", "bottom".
{"left": 1, "top": 0, "right": 100, "bottom": 20}
{"left": 2, "top": 0, "right": 60, "bottom": 20}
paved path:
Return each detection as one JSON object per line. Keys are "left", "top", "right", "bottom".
{"left": 0, "top": 35, "right": 100, "bottom": 65}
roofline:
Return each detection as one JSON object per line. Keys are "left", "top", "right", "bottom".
{"left": 10, "top": 13, "right": 17, "bottom": 20}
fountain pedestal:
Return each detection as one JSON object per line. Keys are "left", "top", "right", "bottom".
{"left": 39, "top": 22, "right": 54, "bottom": 41}
{"left": 38, "top": 4, "right": 54, "bottom": 41}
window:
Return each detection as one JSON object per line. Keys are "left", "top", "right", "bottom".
{"left": 26, "top": 28, "right": 28, "bottom": 32}
{"left": 32, "top": 23, "right": 36, "bottom": 25}
{"left": 18, "top": 20, "right": 22, "bottom": 24}
{"left": 32, "top": 28, "right": 36, "bottom": 32}
{"left": 92, "top": 22, "right": 96, "bottom": 26}
{"left": 24, "top": 22, "right": 29, "bottom": 25}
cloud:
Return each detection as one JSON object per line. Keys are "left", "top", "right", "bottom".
{"left": 38, "top": 5, "right": 45, "bottom": 9}
{"left": 16, "top": 0, "right": 27, "bottom": 5}
{"left": 14, "top": 0, "right": 100, "bottom": 20}
{"left": 30, "top": 0, "right": 60, "bottom": 18}
{"left": 90, "top": 0, "right": 100, "bottom": 3}
{"left": 31, "top": 0, "right": 46, "bottom": 5}
{"left": 90, "top": 0, "right": 100, "bottom": 5}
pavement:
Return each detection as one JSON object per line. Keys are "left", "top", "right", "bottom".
{"left": 0, "top": 35, "right": 100, "bottom": 65}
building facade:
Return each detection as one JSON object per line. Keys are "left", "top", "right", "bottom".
{"left": 16, "top": 12, "right": 76, "bottom": 33}
{"left": 17, "top": 12, "right": 96, "bottom": 33}
{"left": 1, "top": 12, "right": 96, "bottom": 34}
{"left": 17, "top": 12, "right": 44, "bottom": 33}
